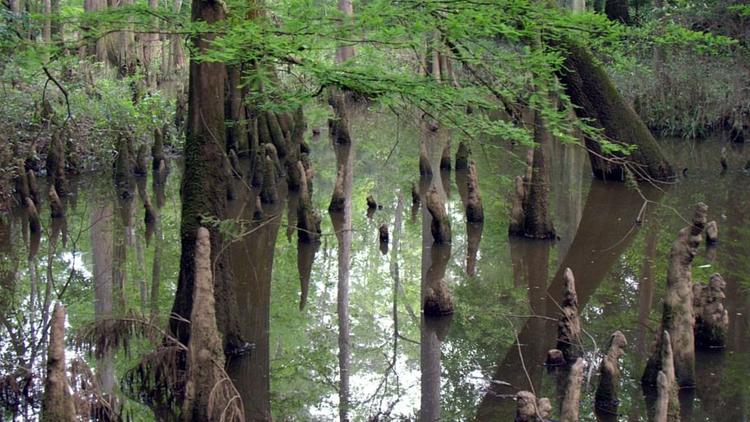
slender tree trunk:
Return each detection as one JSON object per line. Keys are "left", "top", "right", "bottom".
{"left": 335, "top": 0, "right": 355, "bottom": 63}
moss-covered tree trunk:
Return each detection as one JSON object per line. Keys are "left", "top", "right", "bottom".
{"left": 170, "top": 0, "right": 243, "bottom": 352}
{"left": 555, "top": 40, "right": 674, "bottom": 182}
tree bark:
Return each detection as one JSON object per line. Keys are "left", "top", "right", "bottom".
{"left": 555, "top": 40, "right": 674, "bottom": 182}
{"left": 170, "top": 0, "right": 242, "bottom": 351}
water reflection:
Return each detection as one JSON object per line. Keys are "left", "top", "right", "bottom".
{"left": 477, "top": 180, "right": 652, "bottom": 420}
{"left": 329, "top": 140, "right": 354, "bottom": 422}
{"left": 1, "top": 119, "right": 750, "bottom": 421}
{"left": 225, "top": 174, "right": 285, "bottom": 421}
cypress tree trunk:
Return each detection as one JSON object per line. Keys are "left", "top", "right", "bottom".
{"left": 170, "top": 0, "right": 243, "bottom": 351}
{"left": 555, "top": 40, "right": 674, "bottom": 182}
{"left": 520, "top": 111, "right": 556, "bottom": 239}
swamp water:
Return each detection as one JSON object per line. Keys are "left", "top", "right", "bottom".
{"left": 0, "top": 113, "right": 749, "bottom": 421}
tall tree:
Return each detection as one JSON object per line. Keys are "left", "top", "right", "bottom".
{"left": 169, "top": 0, "right": 243, "bottom": 351}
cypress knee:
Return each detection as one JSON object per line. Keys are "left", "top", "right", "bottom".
{"left": 646, "top": 331, "right": 679, "bottom": 422}
{"left": 114, "top": 133, "right": 134, "bottom": 198}
{"left": 411, "top": 182, "right": 420, "bottom": 206}
{"left": 48, "top": 185, "right": 65, "bottom": 218}
{"left": 557, "top": 268, "right": 583, "bottom": 363}
{"left": 515, "top": 391, "right": 551, "bottom": 422}
{"left": 643, "top": 203, "right": 707, "bottom": 388}
{"left": 251, "top": 150, "right": 264, "bottom": 188}
{"left": 329, "top": 164, "right": 346, "bottom": 213}
{"left": 693, "top": 273, "right": 729, "bottom": 349}
{"left": 455, "top": 141, "right": 470, "bottom": 171}
{"left": 465, "top": 160, "right": 484, "bottom": 223}
{"left": 135, "top": 144, "right": 148, "bottom": 176}
{"left": 297, "top": 162, "right": 322, "bottom": 243}
{"left": 144, "top": 194, "right": 156, "bottom": 225}
{"left": 425, "top": 187, "right": 451, "bottom": 243}
{"left": 26, "top": 198, "right": 41, "bottom": 233}
{"left": 423, "top": 278, "right": 454, "bottom": 317}
{"left": 260, "top": 156, "right": 278, "bottom": 204}
{"left": 181, "top": 227, "right": 229, "bottom": 422}
{"left": 266, "top": 110, "right": 289, "bottom": 159}
{"left": 15, "top": 160, "right": 31, "bottom": 205}
{"left": 705, "top": 220, "right": 718, "bottom": 244}
{"left": 595, "top": 331, "right": 627, "bottom": 416}
{"left": 228, "top": 149, "right": 242, "bottom": 179}
{"left": 152, "top": 127, "right": 165, "bottom": 170}
{"left": 27, "top": 169, "right": 39, "bottom": 206}
{"left": 366, "top": 194, "right": 378, "bottom": 210}
{"left": 440, "top": 141, "right": 451, "bottom": 170}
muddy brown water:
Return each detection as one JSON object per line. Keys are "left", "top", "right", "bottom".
{"left": 0, "top": 119, "right": 748, "bottom": 421}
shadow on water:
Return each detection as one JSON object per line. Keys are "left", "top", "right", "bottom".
{"left": 476, "top": 179, "right": 658, "bottom": 420}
